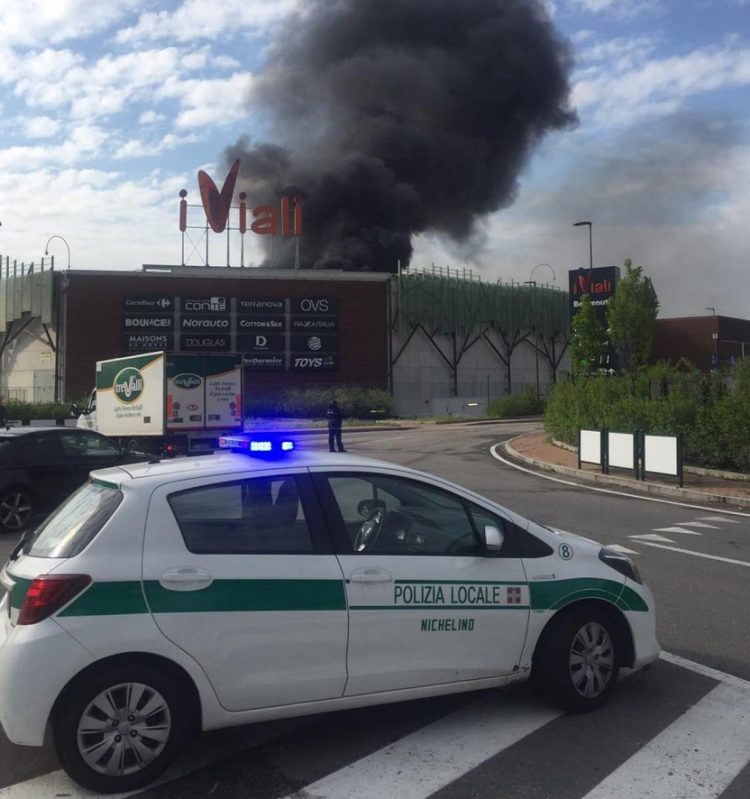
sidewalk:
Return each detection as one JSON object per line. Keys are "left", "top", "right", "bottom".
{"left": 503, "top": 432, "right": 750, "bottom": 510}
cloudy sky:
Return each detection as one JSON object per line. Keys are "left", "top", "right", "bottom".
{"left": 0, "top": 0, "right": 749, "bottom": 317}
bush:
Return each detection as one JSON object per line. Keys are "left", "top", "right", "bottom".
{"left": 2, "top": 399, "right": 73, "bottom": 421}
{"left": 543, "top": 361, "right": 750, "bottom": 472}
{"left": 245, "top": 386, "right": 394, "bottom": 420}
{"left": 487, "top": 387, "right": 544, "bottom": 419}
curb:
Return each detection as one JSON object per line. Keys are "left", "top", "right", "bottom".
{"left": 502, "top": 436, "right": 750, "bottom": 510}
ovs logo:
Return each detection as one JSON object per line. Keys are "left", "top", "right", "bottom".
{"left": 114, "top": 367, "right": 144, "bottom": 404}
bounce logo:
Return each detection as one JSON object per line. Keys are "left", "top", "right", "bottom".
{"left": 114, "top": 368, "right": 144, "bottom": 404}
{"left": 173, "top": 373, "right": 202, "bottom": 389}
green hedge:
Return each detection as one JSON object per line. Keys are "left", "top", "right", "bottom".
{"left": 1, "top": 400, "right": 74, "bottom": 421}
{"left": 544, "top": 361, "right": 750, "bottom": 471}
{"left": 245, "top": 386, "right": 394, "bottom": 420}
{"left": 487, "top": 387, "right": 545, "bottom": 418}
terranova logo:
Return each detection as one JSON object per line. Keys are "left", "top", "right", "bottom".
{"left": 173, "top": 373, "right": 202, "bottom": 390}
{"left": 114, "top": 367, "right": 144, "bottom": 404}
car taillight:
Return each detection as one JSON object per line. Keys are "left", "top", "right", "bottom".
{"left": 17, "top": 574, "right": 92, "bottom": 625}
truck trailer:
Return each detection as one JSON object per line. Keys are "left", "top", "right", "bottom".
{"left": 74, "top": 351, "right": 243, "bottom": 455}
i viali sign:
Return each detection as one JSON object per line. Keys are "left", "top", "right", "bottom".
{"left": 179, "top": 159, "right": 302, "bottom": 236}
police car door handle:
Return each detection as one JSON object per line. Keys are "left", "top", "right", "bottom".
{"left": 160, "top": 567, "right": 213, "bottom": 592}
{"left": 349, "top": 568, "right": 393, "bottom": 584}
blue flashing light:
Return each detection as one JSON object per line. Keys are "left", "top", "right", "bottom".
{"left": 219, "top": 434, "right": 295, "bottom": 457}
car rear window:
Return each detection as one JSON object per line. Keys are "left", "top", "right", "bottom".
{"left": 25, "top": 480, "right": 123, "bottom": 558}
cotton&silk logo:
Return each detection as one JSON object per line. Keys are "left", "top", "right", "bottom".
{"left": 114, "top": 367, "right": 144, "bottom": 404}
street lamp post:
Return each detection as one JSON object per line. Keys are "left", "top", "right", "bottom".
{"left": 524, "top": 279, "right": 541, "bottom": 399}
{"left": 44, "top": 235, "right": 71, "bottom": 270}
{"left": 530, "top": 263, "right": 556, "bottom": 284}
{"left": 573, "top": 221, "right": 593, "bottom": 272}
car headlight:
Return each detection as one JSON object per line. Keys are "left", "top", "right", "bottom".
{"left": 599, "top": 547, "right": 643, "bottom": 584}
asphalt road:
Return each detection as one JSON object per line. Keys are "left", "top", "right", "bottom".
{"left": 1, "top": 420, "right": 749, "bottom": 799}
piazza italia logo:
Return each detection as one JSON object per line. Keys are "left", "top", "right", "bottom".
{"left": 113, "top": 367, "right": 144, "bottom": 404}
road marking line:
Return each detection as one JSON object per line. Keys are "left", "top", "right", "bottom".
{"left": 283, "top": 695, "right": 562, "bottom": 799}
{"left": 675, "top": 521, "right": 719, "bottom": 529}
{"left": 637, "top": 541, "right": 750, "bottom": 567}
{"left": 490, "top": 442, "right": 750, "bottom": 518}
{"left": 697, "top": 516, "right": 741, "bottom": 524}
{"left": 660, "top": 651, "right": 750, "bottom": 690}
{"left": 630, "top": 534, "right": 676, "bottom": 543}
{"left": 652, "top": 526, "right": 703, "bottom": 535}
{"left": 580, "top": 681, "right": 750, "bottom": 799}
{"left": 606, "top": 544, "right": 640, "bottom": 555}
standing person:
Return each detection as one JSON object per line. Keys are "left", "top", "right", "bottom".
{"left": 327, "top": 399, "right": 346, "bottom": 452}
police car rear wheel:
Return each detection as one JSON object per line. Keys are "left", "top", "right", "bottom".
{"left": 53, "top": 663, "right": 189, "bottom": 793}
{"left": 532, "top": 606, "right": 620, "bottom": 713}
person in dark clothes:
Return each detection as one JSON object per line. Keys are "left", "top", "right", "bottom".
{"left": 327, "top": 400, "right": 345, "bottom": 452}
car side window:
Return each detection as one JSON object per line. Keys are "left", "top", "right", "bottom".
{"left": 18, "top": 433, "right": 64, "bottom": 466}
{"left": 325, "top": 474, "right": 480, "bottom": 556}
{"left": 168, "top": 475, "right": 315, "bottom": 554}
{"left": 59, "top": 431, "right": 120, "bottom": 459}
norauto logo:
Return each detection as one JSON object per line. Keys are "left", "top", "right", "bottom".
{"left": 173, "top": 373, "right": 202, "bottom": 389}
{"left": 114, "top": 367, "right": 144, "bottom": 404}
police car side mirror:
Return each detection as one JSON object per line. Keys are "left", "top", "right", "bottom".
{"left": 484, "top": 525, "right": 504, "bottom": 555}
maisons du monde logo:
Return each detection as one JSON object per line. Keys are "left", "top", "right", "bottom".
{"left": 173, "top": 373, "right": 202, "bottom": 389}
{"left": 114, "top": 367, "right": 144, "bottom": 404}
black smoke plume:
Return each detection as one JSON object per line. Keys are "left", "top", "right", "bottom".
{"left": 226, "top": 0, "right": 576, "bottom": 271}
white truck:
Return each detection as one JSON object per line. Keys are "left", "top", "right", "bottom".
{"left": 74, "top": 351, "right": 243, "bottom": 455}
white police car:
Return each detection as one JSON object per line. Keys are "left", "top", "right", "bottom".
{"left": 0, "top": 435, "right": 659, "bottom": 793}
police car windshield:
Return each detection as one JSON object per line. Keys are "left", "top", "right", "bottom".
{"left": 25, "top": 481, "right": 122, "bottom": 558}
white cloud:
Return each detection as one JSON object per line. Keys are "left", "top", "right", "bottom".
{"left": 138, "top": 110, "right": 166, "bottom": 125}
{"left": 568, "top": 0, "right": 662, "bottom": 18}
{"left": 158, "top": 72, "right": 255, "bottom": 129}
{"left": 0, "top": 0, "right": 143, "bottom": 47}
{"left": 573, "top": 43, "right": 750, "bottom": 126}
{"left": 22, "top": 115, "right": 62, "bottom": 139}
{"left": 116, "top": 0, "right": 303, "bottom": 45}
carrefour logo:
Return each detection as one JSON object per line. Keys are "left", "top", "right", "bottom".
{"left": 113, "top": 367, "right": 144, "bottom": 404}
{"left": 173, "top": 373, "right": 202, "bottom": 389}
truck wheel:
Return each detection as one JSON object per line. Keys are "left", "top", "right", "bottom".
{"left": 532, "top": 606, "right": 620, "bottom": 713}
{"left": 0, "top": 487, "right": 34, "bottom": 533}
{"left": 53, "top": 663, "right": 190, "bottom": 793}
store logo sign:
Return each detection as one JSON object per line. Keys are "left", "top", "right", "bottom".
{"left": 114, "top": 367, "right": 144, "bottom": 404}
{"left": 198, "top": 160, "right": 240, "bottom": 233}
{"left": 173, "top": 373, "right": 202, "bottom": 389}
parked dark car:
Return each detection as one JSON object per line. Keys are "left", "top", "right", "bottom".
{"left": 0, "top": 427, "right": 149, "bottom": 534}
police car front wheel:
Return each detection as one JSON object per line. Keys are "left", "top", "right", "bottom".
{"left": 531, "top": 606, "right": 620, "bottom": 713}
{"left": 53, "top": 663, "right": 191, "bottom": 793}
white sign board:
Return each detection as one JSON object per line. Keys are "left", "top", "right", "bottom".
{"left": 608, "top": 432, "right": 635, "bottom": 470}
{"left": 579, "top": 429, "right": 601, "bottom": 465}
{"left": 644, "top": 434, "right": 678, "bottom": 476}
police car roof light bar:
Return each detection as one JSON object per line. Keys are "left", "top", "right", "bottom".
{"left": 218, "top": 434, "right": 295, "bottom": 456}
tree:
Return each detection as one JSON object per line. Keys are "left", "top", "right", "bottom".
{"left": 570, "top": 294, "right": 608, "bottom": 377}
{"left": 607, "top": 258, "right": 659, "bottom": 382}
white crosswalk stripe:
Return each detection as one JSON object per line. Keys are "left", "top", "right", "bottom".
{"left": 697, "top": 516, "right": 741, "bottom": 524}
{"left": 580, "top": 681, "right": 750, "bottom": 799}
